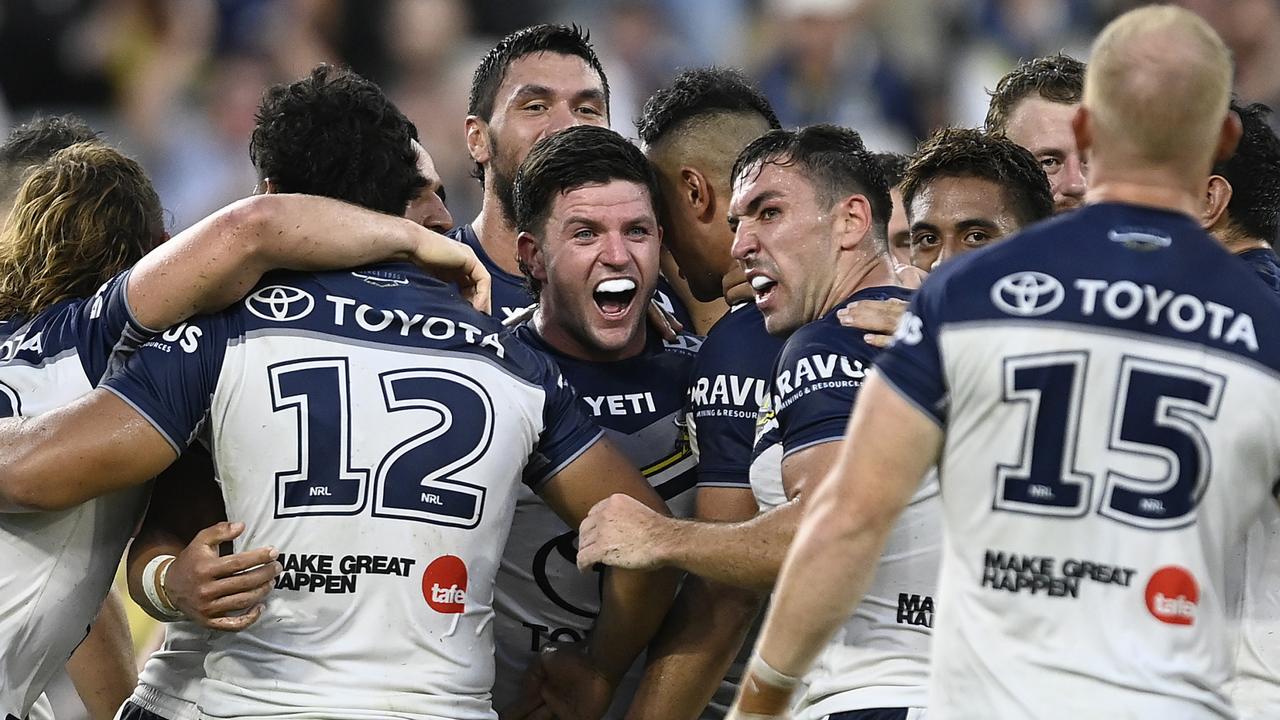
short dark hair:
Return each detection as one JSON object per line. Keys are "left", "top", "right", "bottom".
{"left": 1214, "top": 100, "right": 1280, "bottom": 244}
{"left": 513, "top": 126, "right": 661, "bottom": 294}
{"left": 900, "top": 127, "right": 1054, "bottom": 226}
{"left": 0, "top": 114, "right": 100, "bottom": 200}
{"left": 250, "top": 64, "right": 424, "bottom": 216}
{"left": 468, "top": 24, "right": 610, "bottom": 182}
{"left": 635, "top": 66, "right": 780, "bottom": 147}
{"left": 985, "top": 53, "right": 1086, "bottom": 135}
{"left": 873, "top": 152, "right": 909, "bottom": 188}
{"left": 730, "top": 124, "right": 892, "bottom": 247}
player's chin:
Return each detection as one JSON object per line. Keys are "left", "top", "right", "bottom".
{"left": 583, "top": 322, "right": 642, "bottom": 354}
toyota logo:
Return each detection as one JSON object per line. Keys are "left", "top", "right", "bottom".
{"left": 990, "top": 272, "right": 1064, "bottom": 317}
{"left": 245, "top": 285, "right": 315, "bottom": 322}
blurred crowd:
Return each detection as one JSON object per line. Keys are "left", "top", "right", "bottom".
{"left": 2, "top": 0, "right": 1278, "bottom": 233}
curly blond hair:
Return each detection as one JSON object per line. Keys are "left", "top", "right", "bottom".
{"left": 0, "top": 142, "right": 164, "bottom": 319}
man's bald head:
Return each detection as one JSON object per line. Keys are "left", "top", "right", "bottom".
{"left": 1083, "top": 5, "right": 1234, "bottom": 172}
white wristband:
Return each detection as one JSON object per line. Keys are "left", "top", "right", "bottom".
{"left": 142, "top": 554, "right": 183, "bottom": 621}
{"left": 748, "top": 653, "right": 802, "bottom": 690}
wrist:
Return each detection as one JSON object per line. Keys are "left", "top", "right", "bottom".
{"left": 736, "top": 653, "right": 801, "bottom": 716}
{"left": 142, "top": 554, "right": 183, "bottom": 621}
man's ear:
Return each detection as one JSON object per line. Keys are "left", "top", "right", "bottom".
{"left": 1200, "top": 174, "right": 1234, "bottom": 230}
{"left": 516, "top": 231, "right": 547, "bottom": 284}
{"left": 1072, "top": 106, "right": 1093, "bottom": 166}
{"left": 1214, "top": 110, "right": 1243, "bottom": 165}
{"left": 465, "top": 116, "right": 492, "bottom": 166}
{"left": 834, "top": 194, "right": 874, "bottom": 251}
{"left": 679, "top": 167, "right": 716, "bottom": 223}
{"left": 256, "top": 178, "right": 278, "bottom": 195}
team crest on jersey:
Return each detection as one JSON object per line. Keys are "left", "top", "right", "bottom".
{"left": 245, "top": 285, "right": 315, "bottom": 322}
{"left": 990, "top": 271, "right": 1065, "bottom": 317}
{"left": 1144, "top": 565, "right": 1198, "bottom": 626}
{"left": 422, "top": 555, "right": 468, "bottom": 614}
{"left": 351, "top": 270, "right": 410, "bottom": 287}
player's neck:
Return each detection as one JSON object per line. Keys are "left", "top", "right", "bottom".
{"left": 1084, "top": 173, "right": 1204, "bottom": 219}
{"left": 820, "top": 253, "right": 899, "bottom": 320}
{"left": 532, "top": 306, "right": 647, "bottom": 363}
{"left": 472, "top": 204, "right": 523, "bottom": 276}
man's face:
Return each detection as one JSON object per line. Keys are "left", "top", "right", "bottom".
{"left": 526, "top": 180, "right": 661, "bottom": 360}
{"left": 406, "top": 140, "right": 453, "bottom": 233}
{"left": 473, "top": 52, "right": 609, "bottom": 219}
{"left": 908, "top": 175, "right": 1023, "bottom": 272}
{"left": 887, "top": 186, "right": 911, "bottom": 268}
{"left": 1003, "top": 97, "right": 1086, "bottom": 213}
{"left": 729, "top": 162, "right": 839, "bottom": 336}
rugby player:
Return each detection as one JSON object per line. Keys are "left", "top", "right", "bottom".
{"left": 735, "top": 7, "right": 1277, "bottom": 718}
{"left": 494, "top": 124, "right": 694, "bottom": 718}
{"left": 0, "top": 133, "right": 486, "bottom": 720}
{"left": 454, "top": 23, "right": 690, "bottom": 327}
{"left": 0, "top": 73, "right": 675, "bottom": 720}
{"left": 873, "top": 152, "right": 912, "bottom": 270}
{"left": 985, "top": 53, "right": 1088, "bottom": 214}
{"left": 580, "top": 124, "right": 932, "bottom": 720}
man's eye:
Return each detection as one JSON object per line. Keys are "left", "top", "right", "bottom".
{"left": 577, "top": 106, "right": 603, "bottom": 116}
{"left": 761, "top": 207, "right": 780, "bottom": 221}
{"left": 1041, "top": 157, "right": 1063, "bottom": 171}
{"left": 574, "top": 229, "right": 595, "bottom": 241}
{"left": 964, "top": 231, "right": 992, "bottom": 246}
{"left": 913, "top": 233, "right": 939, "bottom": 248}
{"left": 525, "top": 103, "right": 548, "bottom": 113}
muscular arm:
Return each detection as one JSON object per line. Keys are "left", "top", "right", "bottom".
{"left": 0, "top": 389, "right": 176, "bottom": 511}
{"left": 624, "top": 487, "right": 764, "bottom": 720}
{"left": 538, "top": 438, "right": 681, "bottom": 684}
{"left": 733, "top": 377, "right": 940, "bottom": 716}
{"left": 126, "top": 193, "right": 489, "bottom": 329}
{"left": 66, "top": 589, "right": 136, "bottom": 720}
{"left": 577, "top": 442, "right": 841, "bottom": 592}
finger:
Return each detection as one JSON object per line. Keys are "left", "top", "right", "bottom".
{"left": 212, "top": 546, "right": 279, "bottom": 578}
{"left": 193, "top": 521, "right": 245, "bottom": 550}
{"left": 204, "top": 582, "right": 275, "bottom": 617}
{"left": 470, "top": 264, "right": 492, "bottom": 315}
{"left": 646, "top": 301, "right": 678, "bottom": 341}
{"left": 204, "top": 603, "right": 265, "bottom": 632}
{"left": 576, "top": 541, "right": 599, "bottom": 572}
{"left": 863, "top": 333, "right": 892, "bottom": 348}
{"left": 206, "top": 560, "right": 282, "bottom": 596}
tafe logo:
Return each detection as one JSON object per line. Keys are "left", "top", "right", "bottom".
{"left": 422, "top": 555, "right": 467, "bottom": 614}
{"left": 245, "top": 285, "right": 314, "bottom": 322}
{"left": 991, "top": 272, "right": 1065, "bottom": 317}
{"left": 1144, "top": 565, "right": 1199, "bottom": 626}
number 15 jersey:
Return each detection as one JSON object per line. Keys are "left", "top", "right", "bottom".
{"left": 103, "top": 264, "right": 602, "bottom": 720}
{"left": 877, "top": 203, "right": 1280, "bottom": 719}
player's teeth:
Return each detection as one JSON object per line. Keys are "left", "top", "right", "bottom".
{"left": 751, "top": 276, "right": 775, "bottom": 291}
{"left": 596, "top": 278, "right": 636, "bottom": 293}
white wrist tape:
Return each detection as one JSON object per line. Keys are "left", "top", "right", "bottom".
{"left": 747, "top": 653, "right": 802, "bottom": 690}
{"left": 142, "top": 555, "right": 183, "bottom": 621}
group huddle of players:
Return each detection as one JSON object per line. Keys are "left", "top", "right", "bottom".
{"left": 1, "top": 4, "right": 1279, "bottom": 720}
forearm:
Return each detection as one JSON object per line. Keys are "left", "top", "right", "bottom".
{"left": 588, "top": 565, "right": 681, "bottom": 682}
{"left": 126, "top": 524, "right": 187, "bottom": 618}
{"left": 660, "top": 501, "right": 799, "bottom": 592}
{"left": 626, "top": 576, "right": 762, "bottom": 720}
{"left": 67, "top": 589, "right": 137, "bottom": 720}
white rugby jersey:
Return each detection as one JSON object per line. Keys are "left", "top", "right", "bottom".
{"left": 749, "top": 286, "right": 939, "bottom": 717}
{"left": 129, "top": 622, "right": 208, "bottom": 720}
{"left": 102, "top": 265, "right": 602, "bottom": 720}
{"left": 1227, "top": 505, "right": 1280, "bottom": 719}
{"left": 0, "top": 273, "right": 152, "bottom": 720}
{"left": 877, "top": 203, "right": 1280, "bottom": 719}
{"left": 490, "top": 325, "right": 701, "bottom": 718}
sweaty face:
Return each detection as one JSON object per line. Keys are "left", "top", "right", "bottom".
{"left": 1003, "top": 97, "right": 1086, "bottom": 213}
{"left": 908, "top": 175, "right": 1023, "bottom": 272}
{"left": 532, "top": 181, "right": 661, "bottom": 361}
{"left": 480, "top": 52, "right": 609, "bottom": 220}
{"left": 729, "top": 162, "right": 839, "bottom": 336}
{"left": 405, "top": 140, "right": 453, "bottom": 233}
{"left": 887, "top": 186, "right": 912, "bottom": 268}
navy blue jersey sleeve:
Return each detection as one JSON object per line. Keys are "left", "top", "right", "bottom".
{"left": 773, "top": 322, "right": 878, "bottom": 458}
{"left": 100, "top": 312, "right": 232, "bottom": 455}
{"left": 874, "top": 281, "right": 948, "bottom": 426}
{"left": 522, "top": 365, "right": 604, "bottom": 490}
{"left": 74, "top": 270, "right": 157, "bottom": 383}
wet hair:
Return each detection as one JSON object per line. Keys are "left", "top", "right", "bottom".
{"left": 468, "top": 24, "right": 610, "bottom": 182}
{"left": 730, "top": 124, "right": 892, "bottom": 248}
{"left": 1214, "top": 100, "right": 1280, "bottom": 244}
{"left": 873, "top": 151, "right": 909, "bottom": 188}
{"left": 900, "top": 127, "right": 1054, "bottom": 226}
{"left": 985, "top": 53, "right": 1086, "bottom": 135}
{"left": 0, "top": 114, "right": 100, "bottom": 206}
{"left": 635, "top": 66, "right": 780, "bottom": 147}
{"left": 250, "top": 64, "right": 424, "bottom": 216}
{"left": 0, "top": 142, "right": 164, "bottom": 318}
{"left": 513, "top": 125, "right": 661, "bottom": 294}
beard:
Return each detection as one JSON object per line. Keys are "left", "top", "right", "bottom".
{"left": 488, "top": 132, "right": 521, "bottom": 228}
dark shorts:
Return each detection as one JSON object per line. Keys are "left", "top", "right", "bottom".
{"left": 829, "top": 709, "right": 910, "bottom": 720}
{"left": 116, "top": 701, "right": 172, "bottom": 720}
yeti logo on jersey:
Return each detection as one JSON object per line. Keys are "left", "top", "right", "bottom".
{"left": 245, "top": 285, "right": 316, "bottom": 322}
{"left": 991, "top": 272, "right": 1065, "bottom": 317}
{"left": 1108, "top": 227, "right": 1172, "bottom": 249}
{"left": 422, "top": 555, "right": 468, "bottom": 613}
{"left": 1144, "top": 566, "right": 1198, "bottom": 626}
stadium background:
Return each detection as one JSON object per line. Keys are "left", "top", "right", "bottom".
{"left": 2, "top": 0, "right": 1278, "bottom": 716}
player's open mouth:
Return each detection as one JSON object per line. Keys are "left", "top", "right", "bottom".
{"left": 593, "top": 278, "right": 639, "bottom": 317}
{"left": 750, "top": 273, "right": 778, "bottom": 303}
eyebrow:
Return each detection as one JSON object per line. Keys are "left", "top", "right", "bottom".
{"left": 911, "top": 218, "right": 1002, "bottom": 233}
{"left": 511, "top": 85, "right": 606, "bottom": 106}
{"left": 740, "top": 189, "right": 785, "bottom": 218}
